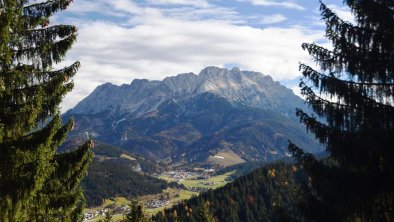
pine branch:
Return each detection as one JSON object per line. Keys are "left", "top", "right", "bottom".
{"left": 37, "top": 141, "right": 93, "bottom": 220}
{"left": 300, "top": 82, "right": 394, "bottom": 131}
{"left": 1, "top": 66, "right": 75, "bottom": 124}
{"left": 11, "top": 61, "right": 80, "bottom": 82}
{"left": 288, "top": 142, "right": 318, "bottom": 171}
{"left": 318, "top": 3, "right": 394, "bottom": 83}
{"left": 14, "top": 25, "right": 77, "bottom": 47}
{"left": 23, "top": 0, "right": 73, "bottom": 18}
{"left": 1, "top": 115, "right": 62, "bottom": 148}
{"left": 302, "top": 43, "right": 334, "bottom": 69}
{"left": 0, "top": 90, "right": 44, "bottom": 137}
{"left": 12, "top": 33, "right": 77, "bottom": 69}
{"left": 325, "top": 30, "right": 394, "bottom": 82}
{"left": 300, "top": 64, "right": 394, "bottom": 105}
{"left": 320, "top": 2, "right": 392, "bottom": 45}
{"left": 300, "top": 64, "right": 394, "bottom": 87}
{"left": 295, "top": 109, "right": 333, "bottom": 145}
{"left": 343, "top": 0, "right": 394, "bottom": 31}
{"left": 16, "top": 0, "right": 74, "bottom": 29}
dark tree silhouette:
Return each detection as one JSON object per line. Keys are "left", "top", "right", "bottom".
{"left": 289, "top": 0, "right": 394, "bottom": 221}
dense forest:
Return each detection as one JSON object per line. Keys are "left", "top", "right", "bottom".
{"left": 83, "top": 142, "right": 168, "bottom": 207}
{"left": 92, "top": 141, "right": 163, "bottom": 174}
{"left": 152, "top": 163, "right": 307, "bottom": 222}
{"left": 83, "top": 158, "right": 168, "bottom": 207}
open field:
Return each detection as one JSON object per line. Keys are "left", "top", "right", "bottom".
{"left": 84, "top": 197, "right": 129, "bottom": 213}
{"left": 84, "top": 170, "right": 235, "bottom": 221}
{"left": 159, "top": 170, "right": 235, "bottom": 190}
{"left": 87, "top": 214, "right": 124, "bottom": 222}
{"left": 84, "top": 197, "right": 129, "bottom": 222}
{"left": 85, "top": 189, "right": 198, "bottom": 221}
{"left": 120, "top": 154, "right": 136, "bottom": 161}
{"left": 142, "top": 188, "right": 199, "bottom": 215}
{"left": 207, "top": 149, "right": 246, "bottom": 167}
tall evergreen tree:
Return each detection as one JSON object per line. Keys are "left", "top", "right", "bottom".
{"left": 0, "top": 0, "right": 93, "bottom": 221}
{"left": 102, "top": 211, "right": 113, "bottom": 222}
{"left": 125, "top": 199, "right": 151, "bottom": 222}
{"left": 289, "top": 0, "right": 394, "bottom": 221}
{"left": 198, "top": 201, "right": 215, "bottom": 222}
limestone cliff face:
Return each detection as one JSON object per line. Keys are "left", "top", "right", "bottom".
{"left": 67, "top": 66, "right": 306, "bottom": 120}
{"left": 63, "top": 67, "right": 319, "bottom": 164}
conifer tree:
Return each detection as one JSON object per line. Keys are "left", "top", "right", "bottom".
{"left": 289, "top": 0, "right": 394, "bottom": 221}
{"left": 125, "top": 199, "right": 151, "bottom": 222}
{"left": 172, "top": 209, "right": 178, "bottom": 222}
{"left": 103, "top": 211, "right": 113, "bottom": 222}
{"left": 0, "top": 0, "right": 93, "bottom": 221}
{"left": 198, "top": 201, "right": 215, "bottom": 222}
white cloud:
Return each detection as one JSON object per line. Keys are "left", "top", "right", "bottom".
{"left": 160, "top": 7, "right": 244, "bottom": 23}
{"left": 260, "top": 14, "right": 287, "bottom": 24}
{"left": 58, "top": 0, "right": 324, "bottom": 111}
{"left": 145, "top": 0, "right": 212, "bottom": 8}
{"left": 326, "top": 4, "right": 355, "bottom": 24}
{"left": 245, "top": 0, "right": 305, "bottom": 10}
{"left": 65, "top": 0, "right": 129, "bottom": 17}
{"left": 108, "top": 0, "right": 142, "bottom": 14}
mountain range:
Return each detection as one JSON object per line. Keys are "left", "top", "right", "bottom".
{"left": 63, "top": 66, "right": 321, "bottom": 167}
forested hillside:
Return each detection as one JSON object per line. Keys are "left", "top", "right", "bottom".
{"left": 82, "top": 142, "right": 168, "bottom": 206}
{"left": 152, "top": 163, "right": 307, "bottom": 222}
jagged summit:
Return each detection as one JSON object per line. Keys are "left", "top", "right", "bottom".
{"left": 67, "top": 66, "right": 303, "bottom": 120}
{"left": 63, "top": 66, "right": 320, "bottom": 163}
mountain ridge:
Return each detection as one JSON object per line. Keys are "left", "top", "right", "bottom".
{"left": 63, "top": 66, "right": 320, "bottom": 166}
{"left": 66, "top": 66, "right": 306, "bottom": 121}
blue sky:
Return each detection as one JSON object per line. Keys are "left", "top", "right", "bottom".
{"left": 54, "top": 0, "right": 354, "bottom": 111}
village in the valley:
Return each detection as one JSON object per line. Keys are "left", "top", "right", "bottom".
{"left": 83, "top": 167, "right": 235, "bottom": 221}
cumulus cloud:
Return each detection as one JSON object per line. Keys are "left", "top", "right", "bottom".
{"left": 145, "top": 0, "right": 212, "bottom": 8}
{"left": 57, "top": 0, "right": 324, "bottom": 111}
{"left": 260, "top": 14, "right": 287, "bottom": 24}
{"left": 243, "top": 0, "right": 305, "bottom": 10}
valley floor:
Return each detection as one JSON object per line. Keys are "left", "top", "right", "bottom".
{"left": 83, "top": 169, "right": 235, "bottom": 221}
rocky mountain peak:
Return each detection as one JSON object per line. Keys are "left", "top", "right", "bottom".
{"left": 67, "top": 67, "right": 305, "bottom": 120}
{"left": 63, "top": 67, "right": 320, "bottom": 164}
{"left": 130, "top": 79, "right": 150, "bottom": 85}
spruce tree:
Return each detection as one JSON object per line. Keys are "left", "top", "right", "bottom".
{"left": 198, "top": 201, "right": 215, "bottom": 222}
{"left": 125, "top": 199, "right": 151, "bottom": 222}
{"left": 289, "top": 0, "right": 394, "bottom": 221}
{"left": 103, "top": 211, "right": 113, "bottom": 222}
{"left": 0, "top": 0, "right": 93, "bottom": 221}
